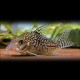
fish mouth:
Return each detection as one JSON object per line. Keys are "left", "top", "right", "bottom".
{"left": 6, "top": 43, "right": 21, "bottom": 53}
{"left": 6, "top": 42, "right": 27, "bottom": 54}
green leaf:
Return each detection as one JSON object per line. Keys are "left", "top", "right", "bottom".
{"left": 33, "top": 22, "right": 38, "bottom": 28}
{"left": 0, "top": 22, "right": 13, "bottom": 33}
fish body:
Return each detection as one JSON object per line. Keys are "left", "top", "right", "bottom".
{"left": 6, "top": 26, "right": 74, "bottom": 56}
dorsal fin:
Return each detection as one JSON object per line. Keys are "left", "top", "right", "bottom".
{"left": 33, "top": 24, "right": 48, "bottom": 34}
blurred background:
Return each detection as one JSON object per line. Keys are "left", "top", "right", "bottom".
{"left": 0, "top": 21, "right": 80, "bottom": 49}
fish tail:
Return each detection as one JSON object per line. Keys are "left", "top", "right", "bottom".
{"left": 55, "top": 30, "right": 74, "bottom": 48}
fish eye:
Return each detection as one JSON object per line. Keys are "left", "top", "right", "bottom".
{"left": 18, "top": 40, "right": 23, "bottom": 45}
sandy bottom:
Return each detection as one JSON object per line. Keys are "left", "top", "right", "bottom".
{"left": 0, "top": 48, "right": 80, "bottom": 61}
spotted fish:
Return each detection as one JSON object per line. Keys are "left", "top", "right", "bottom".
{"left": 6, "top": 25, "right": 74, "bottom": 56}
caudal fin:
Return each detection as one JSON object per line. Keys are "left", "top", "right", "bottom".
{"left": 55, "top": 30, "right": 74, "bottom": 48}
